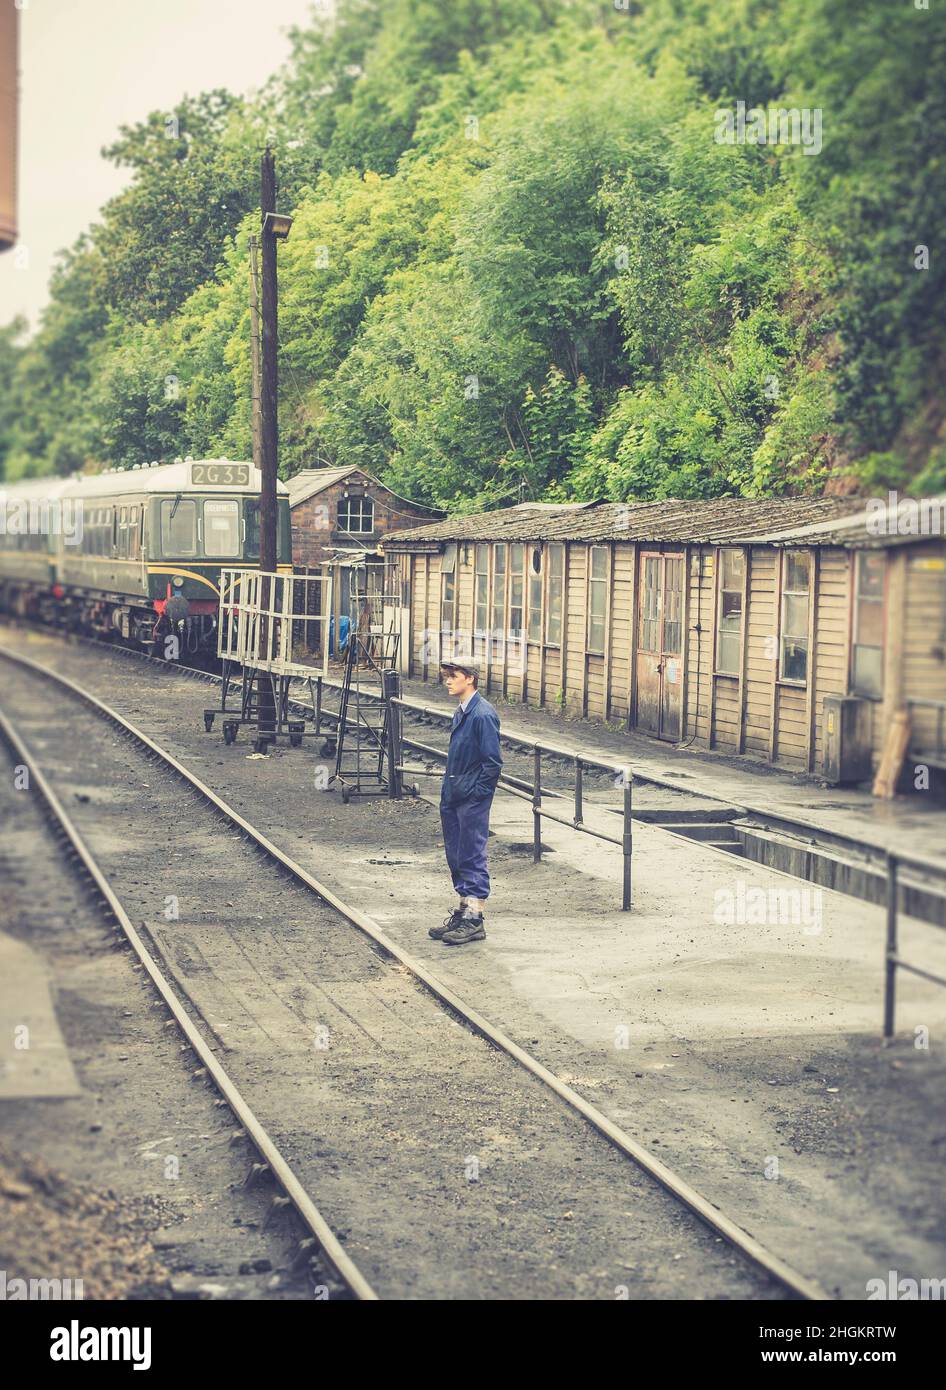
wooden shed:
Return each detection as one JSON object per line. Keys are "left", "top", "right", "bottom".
{"left": 382, "top": 495, "right": 946, "bottom": 783}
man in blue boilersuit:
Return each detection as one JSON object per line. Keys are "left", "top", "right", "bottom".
{"left": 430, "top": 659, "right": 503, "bottom": 946}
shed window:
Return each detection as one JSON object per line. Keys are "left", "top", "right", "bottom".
{"left": 527, "top": 547, "right": 543, "bottom": 642}
{"left": 337, "top": 496, "right": 374, "bottom": 533}
{"left": 780, "top": 551, "right": 810, "bottom": 683}
{"left": 587, "top": 545, "right": 608, "bottom": 654}
{"left": 546, "top": 544, "right": 564, "bottom": 645}
{"left": 509, "top": 544, "right": 524, "bottom": 637}
{"left": 474, "top": 544, "right": 489, "bottom": 634}
{"left": 851, "top": 551, "right": 885, "bottom": 698}
{"left": 161, "top": 499, "right": 197, "bottom": 557}
{"left": 491, "top": 543, "right": 507, "bottom": 635}
{"left": 203, "top": 499, "right": 240, "bottom": 558}
{"left": 441, "top": 542, "right": 457, "bottom": 632}
{"left": 716, "top": 548, "right": 745, "bottom": 675}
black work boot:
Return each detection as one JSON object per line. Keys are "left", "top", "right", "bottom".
{"left": 442, "top": 908, "right": 486, "bottom": 946}
{"left": 430, "top": 905, "right": 465, "bottom": 940}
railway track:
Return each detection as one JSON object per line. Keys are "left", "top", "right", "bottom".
{"left": 0, "top": 641, "right": 829, "bottom": 1301}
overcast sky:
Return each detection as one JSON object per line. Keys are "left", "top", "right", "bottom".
{"left": 1, "top": 0, "right": 319, "bottom": 335}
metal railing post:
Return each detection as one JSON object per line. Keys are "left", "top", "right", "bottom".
{"left": 533, "top": 747, "right": 542, "bottom": 862}
{"left": 622, "top": 771, "right": 633, "bottom": 911}
{"left": 884, "top": 852, "right": 898, "bottom": 1040}
{"left": 384, "top": 680, "right": 402, "bottom": 799}
{"left": 574, "top": 756, "right": 583, "bottom": 825}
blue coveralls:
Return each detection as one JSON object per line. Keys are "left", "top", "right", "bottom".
{"left": 439, "top": 692, "right": 503, "bottom": 903}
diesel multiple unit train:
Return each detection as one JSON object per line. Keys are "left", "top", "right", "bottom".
{"left": 0, "top": 459, "right": 292, "bottom": 650}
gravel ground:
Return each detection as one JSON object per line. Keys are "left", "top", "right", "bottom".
{"left": 0, "top": 640, "right": 788, "bottom": 1300}
{"left": 0, "top": 704, "right": 349, "bottom": 1301}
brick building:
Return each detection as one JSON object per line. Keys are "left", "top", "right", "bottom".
{"left": 286, "top": 465, "right": 443, "bottom": 570}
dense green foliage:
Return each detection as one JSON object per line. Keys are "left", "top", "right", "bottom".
{"left": 3, "top": 0, "right": 944, "bottom": 507}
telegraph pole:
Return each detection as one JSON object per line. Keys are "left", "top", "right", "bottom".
{"left": 248, "top": 236, "right": 262, "bottom": 472}
{"left": 259, "top": 148, "right": 278, "bottom": 574}
{"left": 253, "top": 148, "right": 292, "bottom": 746}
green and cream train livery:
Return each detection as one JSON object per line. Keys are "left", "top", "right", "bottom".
{"left": 0, "top": 459, "right": 292, "bottom": 650}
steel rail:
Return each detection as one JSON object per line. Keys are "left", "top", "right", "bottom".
{"left": 0, "top": 643, "right": 830, "bottom": 1302}
{"left": 0, "top": 693, "right": 378, "bottom": 1302}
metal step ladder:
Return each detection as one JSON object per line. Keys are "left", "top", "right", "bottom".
{"left": 333, "top": 567, "right": 401, "bottom": 800}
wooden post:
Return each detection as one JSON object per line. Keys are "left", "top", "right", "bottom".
{"left": 603, "top": 542, "right": 614, "bottom": 721}
{"left": 805, "top": 547, "right": 820, "bottom": 772}
{"left": 769, "top": 549, "right": 784, "bottom": 764}
{"left": 580, "top": 544, "right": 590, "bottom": 718}
{"left": 737, "top": 546, "right": 751, "bottom": 754}
{"left": 626, "top": 543, "right": 638, "bottom": 731}
{"left": 560, "top": 543, "right": 570, "bottom": 715}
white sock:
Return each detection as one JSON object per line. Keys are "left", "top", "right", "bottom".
{"left": 466, "top": 898, "right": 485, "bottom": 914}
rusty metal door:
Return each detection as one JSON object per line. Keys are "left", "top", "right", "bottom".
{"left": 635, "top": 552, "right": 684, "bottom": 740}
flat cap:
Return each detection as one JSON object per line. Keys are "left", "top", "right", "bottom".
{"left": 440, "top": 657, "right": 480, "bottom": 678}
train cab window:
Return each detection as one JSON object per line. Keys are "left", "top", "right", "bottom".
{"left": 203, "top": 499, "right": 240, "bottom": 557}
{"left": 244, "top": 499, "right": 260, "bottom": 559}
{"left": 161, "top": 498, "right": 197, "bottom": 556}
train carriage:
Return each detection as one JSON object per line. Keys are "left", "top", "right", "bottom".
{"left": 0, "top": 459, "right": 292, "bottom": 648}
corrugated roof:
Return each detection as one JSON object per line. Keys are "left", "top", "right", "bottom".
{"left": 383, "top": 496, "right": 875, "bottom": 548}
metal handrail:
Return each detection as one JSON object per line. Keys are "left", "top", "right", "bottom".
{"left": 330, "top": 679, "right": 946, "bottom": 1024}
{"left": 387, "top": 695, "right": 634, "bottom": 911}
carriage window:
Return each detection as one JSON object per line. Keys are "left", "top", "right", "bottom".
{"left": 851, "top": 552, "right": 885, "bottom": 698}
{"left": 474, "top": 544, "right": 489, "bottom": 634}
{"left": 203, "top": 499, "right": 240, "bottom": 557}
{"left": 716, "top": 548, "right": 745, "bottom": 675}
{"left": 161, "top": 499, "right": 197, "bottom": 556}
{"left": 128, "top": 506, "right": 141, "bottom": 560}
{"left": 546, "top": 544, "right": 564, "bottom": 646}
{"left": 337, "top": 496, "right": 374, "bottom": 534}
{"left": 780, "top": 551, "right": 810, "bottom": 683}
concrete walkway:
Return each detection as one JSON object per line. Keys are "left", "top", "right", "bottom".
{"left": 0, "top": 933, "right": 80, "bottom": 1099}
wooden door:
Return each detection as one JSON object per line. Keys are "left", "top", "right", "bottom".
{"left": 635, "top": 552, "right": 684, "bottom": 740}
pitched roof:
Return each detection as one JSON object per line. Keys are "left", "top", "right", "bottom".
{"left": 285, "top": 466, "right": 360, "bottom": 506}
{"left": 382, "top": 496, "right": 877, "bottom": 548}
{"left": 285, "top": 465, "right": 446, "bottom": 517}
{"left": 745, "top": 494, "right": 946, "bottom": 548}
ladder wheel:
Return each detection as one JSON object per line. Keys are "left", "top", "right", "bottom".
{"left": 341, "top": 786, "right": 351, "bottom": 804}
